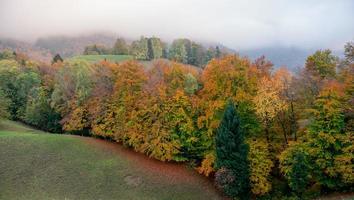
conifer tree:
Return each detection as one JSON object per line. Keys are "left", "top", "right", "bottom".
{"left": 147, "top": 38, "right": 154, "bottom": 60}
{"left": 215, "top": 101, "right": 250, "bottom": 199}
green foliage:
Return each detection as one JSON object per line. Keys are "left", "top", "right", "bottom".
{"left": 279, "top": 143, "right": 312, "bottom": 195}
{"left": 169, "top": 39, "right": 188, "bottom": 63}
{"left": 305, "top": 49, "right": 337, "bottom": 79}
{"left": 51, "top": 60, "right": 94, "bottom": 132}
{"left": 52, "top": 60, "right": 94, "bottom": 109}
{"left": 0, "top": 90, "right": 10, "bottom": 119}
{"left": 112, "top": 38, "right": 129, "bottom": 55}
{"left": 344, "top": 42, "right": 354, "bottom": 64}
{"left": 131, "top": 36, "right": 149, "bottom": 60}
{"left": 0, "top": 50, "right": 15, "bottom": 60}
{"left": 24, "top": 87, "right": 62, "bottom": 132}
{"left": 149, "top": 37, "right": 163, "bottom": 59}
{"left": 83, "top": 44, "right": 111, "bottom": 55}
{"left": 0, "top": 59, "right": 41, "bottom": 119}
{"left": 183, "top": 73, "right": 199, "bottom": 95}
{"left": 215, "top": 101, "right": 250, "bottom": 198}
{"left": 69, "top": 55, "right": 133, "bottom": 63}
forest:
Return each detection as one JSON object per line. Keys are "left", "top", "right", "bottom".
{"left": 0, "top": 38, "right": 353, "bottom": 199}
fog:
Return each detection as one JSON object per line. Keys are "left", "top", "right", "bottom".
{"left": 0, "top": 0, "right": 353, "bottom": 50}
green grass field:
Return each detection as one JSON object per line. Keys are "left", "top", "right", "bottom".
{"left": 69, "top": 54, "right": 133, "bottom": 63}
{"left": 0, "top": 120, "right": 223, "bottom": 200}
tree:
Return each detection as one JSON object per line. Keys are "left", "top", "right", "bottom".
{"left": 196, "top": 55, "right": 259, "bottom": 176}
{"left": 169, "top": 39, "right": 188, "bottom": 63}
{"left": 0, "top": 50, "right": 15, "bottom": 60}
{"left": 248, "top": 139, "right": 273, "bottom": 196}
{"left": 0, "top": 89, "right": 10, "bottom": 119}
{"left": 190, "top": 42, "right": 206, "bottom": 67}
{"left": 113, "top": 37, "right": 129, "bottom": 55}
{"left": 215, "top": 46, "right": 221, "bottom": 58}
{"left": 274, "top": 67, "right": 298, "bottom": 142}
{"left": 253, "top": 77, "right": 287, "bottom": 143}
{"left": 279, "top": 143, "right": 312, "bottom": 195}
{"left": 52, "top": 54, "right": 63, "bottom": 64}
{"left": 215, "top": 101, "right": 250, "bottom": 199}
{"left": 131, "top": 36, "right": 149, "bottom": 60}
{"left": 305, "top": 50, "right": 337, "bottom": 79}
{"left": 51, "top": 60, "right": 94, "bottom": 133}
{"left": 147, "top": 38, "right": 154, "bottom": 60}
{"left": 0, "top": 59, "right": 41, "bottom": 119}
{"left": 252, "top": 55, "right": 273, "bottom": 78}
{"left": 344, "top": 42, "right": 354, "bottom": 64}
{"left": 24, "top": 86, "right": 62, "bottom": 132}
{"left": 150, "top": 37, "right": 163, "bottom": 59}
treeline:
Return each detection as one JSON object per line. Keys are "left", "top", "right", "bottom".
{"left": 0, "top": 42, "right": 353, "bottom": 199}
{"left": 83, "top": 36, "right": 225, "bottom": 67}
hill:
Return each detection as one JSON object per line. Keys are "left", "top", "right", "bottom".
{"left": 0, "top": 120, "right": 223, "bottom": 200}
{"left": 34, "top": 33, "right": 117, "bottom": 58}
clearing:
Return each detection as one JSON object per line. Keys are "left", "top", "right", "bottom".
{"left": 69, "top": 54, "right": 133, "bottom": 63}
{"left": 0, "top": 120, "right": 224, "bottom": 200}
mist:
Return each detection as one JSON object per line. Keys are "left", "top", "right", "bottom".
{"left": 0, "top": 0, "right": 353, "bottom": 50}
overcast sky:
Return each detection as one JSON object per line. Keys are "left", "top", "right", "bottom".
{"left": 0, "top": 0, "right": 353, "bottom": 50}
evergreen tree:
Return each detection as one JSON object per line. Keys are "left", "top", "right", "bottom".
{"left": 216, "top": 46, "right": 221, "bottom": 58}
{"left": 52, "top": 54, "right": 63, "bottom": 64}
{"left": 147, "top": 38, "right": 154, "bottom": 60}
{"left": 215, "top": 101, "right": 250, "bottom": 199}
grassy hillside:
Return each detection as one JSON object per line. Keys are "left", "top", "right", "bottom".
{"left": 0, "top": 120, "right": 223, "bottom": 200}
{"left": 69, "top": 54, "right": 133, "bottom": 63}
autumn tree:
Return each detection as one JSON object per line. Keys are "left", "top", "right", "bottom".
{"left": 306, "top": 81, "right": 353, "bottom": 188}
{"left": 51, "top": 60, "right": 94, "bottom": 133}
{"left": 197, "top": 55, "right": 259, "bottom": 176}
{"left": 253, "top": 77, "right": 287, "bottom": 143}
{"left": 248, "top": 139, "right": 273, "bottom": 196}
{"left": 215, "top": 101, "right": 250, "bottom": 199}
{"left": 274, "top": 67, "right": 298, "bottom": 142}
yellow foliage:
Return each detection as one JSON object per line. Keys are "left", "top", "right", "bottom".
{"left": 248, "top": 139, "right": 274, "bottom": 196}
{"left": 196, "top": 152, "right": 215, "bottom": 176}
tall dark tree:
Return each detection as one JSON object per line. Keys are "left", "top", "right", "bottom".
{"left": 147, "top": 38, "right": 154, "bottom": 60}
{"left": 52, "top": 54, "right": 63, "bottom": 64}
{"left": 215, "top": 101, "right": 250, "bottom": 199}
{"left": 215, "top": 46, "right": 221, "bottom": 58}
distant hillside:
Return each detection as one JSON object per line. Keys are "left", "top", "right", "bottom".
{"left": 0, "top": 38, "right": 52, "bottom": 62}
{"left": 239, "top": 47, "right": 313, "bottom": 71}
{"left": 34, "top": 33, "right": 117, "bottom": 58}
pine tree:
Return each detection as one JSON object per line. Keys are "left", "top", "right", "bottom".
{"left": 147, "top": 38, "right": 154, "bottom": 60}
{"left": 215, "top": 101, "right": 250, "bottom": 199}
{"left": 215, "top": 46, "right": 221, "bottom": 58}
{"left": 52, "top": 54, "right": 63, "bottom": 64}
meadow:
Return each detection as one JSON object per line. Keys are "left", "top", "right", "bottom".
{"left": 69, "top": 54, "right": 133, "bottom": 63}
{"left": 0, "top": 120, "right": 223, "bottom": 200}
